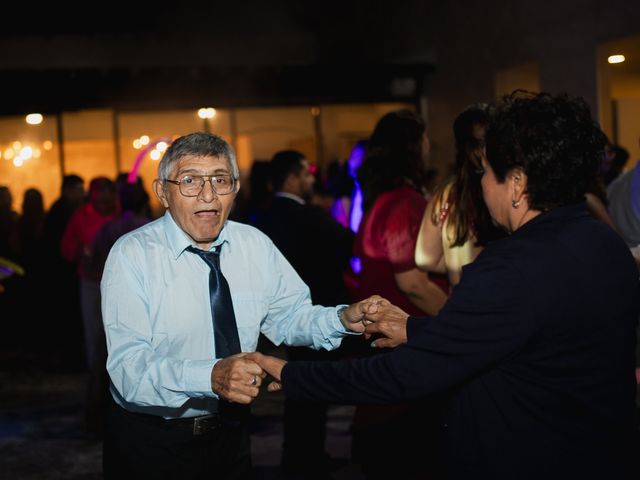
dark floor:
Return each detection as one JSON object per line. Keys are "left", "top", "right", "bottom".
{"left": 3, "top": 334, "right": 639, "bottom": 480}
{"left": 0, "top": 345, "right": 365, "bottom": 480}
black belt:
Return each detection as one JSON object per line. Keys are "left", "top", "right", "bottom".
{"left": 112, "top": 402, "right": 237, "bottom": 436}
{"left": 179, "top": 414, "right": 222, "bottom": 435}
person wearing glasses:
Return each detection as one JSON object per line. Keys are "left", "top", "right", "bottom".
{"left": 100, "top": 132, "right": 377, "bottom": 479}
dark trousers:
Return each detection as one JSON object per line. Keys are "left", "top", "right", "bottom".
{"left": 281, "top": 346, "right": 344, "bottom": 470}
{"left": 103, "top": 399, "right": 252, "bottom": 480}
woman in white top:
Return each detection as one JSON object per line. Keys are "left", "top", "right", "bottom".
{"left": 415, "top": 104, "right": 503, "bottom": 287}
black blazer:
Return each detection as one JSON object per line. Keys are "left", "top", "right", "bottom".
{"left": 281, "top": 203, "right": 640, "bottom": 479}
{"left": 254, "top": 195, "right": 354, "bottom": 305}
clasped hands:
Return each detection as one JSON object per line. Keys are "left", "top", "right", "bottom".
{"left": 211, "top": 295, "right": 409, "bottom": 403}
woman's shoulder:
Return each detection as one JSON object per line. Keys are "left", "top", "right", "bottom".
{"left": 369, "top": 187, "right": 424, "bottom": 226}
{"left": 432, "top": 182, "right": 456, "bottom": 226}
{"left": 376, "top": 185, "right": 426, "bottom": 209}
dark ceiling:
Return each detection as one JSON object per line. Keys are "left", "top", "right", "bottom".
{"left": 0, "top": 2, "right": 437, "bottom": 114}
{"left": 0, "top": 63, "right": 434, "bottom": 115}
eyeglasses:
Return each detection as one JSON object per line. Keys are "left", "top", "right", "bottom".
{"left": 165, "top": 175, "right": 236, "bottom": 197}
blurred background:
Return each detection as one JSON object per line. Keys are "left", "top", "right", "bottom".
{"left": 0, "top": 0, "right": 639, "bottom": 213}
{"left": 1, "top": 1, "right": 640, "bottom": 478}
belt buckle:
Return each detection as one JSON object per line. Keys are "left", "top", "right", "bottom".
{"left": 192, "top": 414, "right": 218, "bottom": 435}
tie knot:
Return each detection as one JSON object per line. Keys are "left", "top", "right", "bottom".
{"left": 186, "top": 245, "right": 220, "bottom": 270}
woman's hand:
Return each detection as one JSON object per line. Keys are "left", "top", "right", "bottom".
{"left": 362, "top": 299, "right": 410, "bottom": 348}
{"left": 245, "top": 352, "right": 287, "bottom": 392}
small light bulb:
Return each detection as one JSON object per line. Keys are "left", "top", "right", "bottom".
{"left": 19, "top": 146, "right": 33, "bottom": 159}
{"left": 608, "top": 54, "right": 625, "bottom": 64}
{"left": 26, "top": 113, "right": 43, "bottom": 125}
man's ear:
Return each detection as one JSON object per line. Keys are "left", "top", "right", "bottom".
{"left": 234, "top": 177, "right": 241, "bottom": 195}
{"left": 153, "top": 179, "right": 170, "bottom": 209}
{"left": 281, "top": 173, "right": 297, "bottom": 194}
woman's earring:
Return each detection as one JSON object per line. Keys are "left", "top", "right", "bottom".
{"left": 511, "top": 199, "right": 520, "bottom": 208}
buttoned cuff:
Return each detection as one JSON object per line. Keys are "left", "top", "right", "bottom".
{"left": 183, "top": 359, "right": 218, "bottom": 398}
{"left": 331, "top": 305, "right": 362, "bottom": 336}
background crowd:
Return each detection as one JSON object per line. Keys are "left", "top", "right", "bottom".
{"left": 0, "top": 90, "right": 639, "bottom": 479}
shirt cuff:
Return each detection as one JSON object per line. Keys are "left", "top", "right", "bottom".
{"left": 332, "top": 304, "right": 361, "bottom": 336}
{"left": 183, "top": 358, "right": 218, "bottom": 398}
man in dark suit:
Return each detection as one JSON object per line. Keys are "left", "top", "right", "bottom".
{"left": 249, "top": 93, "right": 640, "bottom": 480}
{"left": 254, "top": 150, "right": 355, "bottom": 478}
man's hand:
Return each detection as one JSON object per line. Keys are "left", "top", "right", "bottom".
{"left": 339, "top": 295, "right": 388, "bottom": 333}
{"left": 245, "top": 352, "right": 287, "bottom": 392}
{"left": 362, "top": 299, "right": 410, "bottom": 348}
{"left": 211, "top": 353, "right": 266, "bottom": 404}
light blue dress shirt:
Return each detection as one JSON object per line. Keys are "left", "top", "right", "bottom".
{"left": 101, "top": 211, "right": 350, "bottom": 418}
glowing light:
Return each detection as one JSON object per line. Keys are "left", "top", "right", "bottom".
{"left": 149, "top": 149, "right": 161, "bottom": 161}
{"left": 13, "top": 157, "right": 24, "bottom": 167}
{"left": 4, "top": 148, "right": 15, "bottom": 160}
{"left": 133, "top": 139, "right": 142, "bottom": 149}
{"left": 19, "top": 146, "right": 33, "bottom": 160}
{"left": 608, "top": 54, "right": 625, "bottom": 64}
{"left": 33, "top": 148, "right": 41, "bottom": 158}
{"left": 25, "top": 113, "right": 43, "bottom": 125}
{"left": 156, "top": 141, "right": 168, "bottom": 152}
{"left": 43, "top": 140, "right": 53, "bottom": 151}
{"left": 198, "top": 107, "right": 216, "bottom": 119}
{"left": 12, "top": 141, "right": 22, "bottom": 150}
{"left": 347, "top": 142, "right": 367, "bottom": 233}
{"left": 350, "top": 256, "right": 362, "bottom": 275}
{"left": 139, "top": 135, "right": 150, "bottom": 146}
{"left": 129, "top": 137, "right": 173, "bottom": 182}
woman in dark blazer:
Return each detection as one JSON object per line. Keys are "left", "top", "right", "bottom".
{"left": 248, "top": 91, "right": 640, "bottom": 480}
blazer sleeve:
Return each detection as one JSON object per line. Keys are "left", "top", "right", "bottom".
{"left": 281, "top": 247, "right": 537, "bottom": 404}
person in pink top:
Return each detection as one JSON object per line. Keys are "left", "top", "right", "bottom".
{"left": 61, "top": 176, "right": 118, "bottom": 432}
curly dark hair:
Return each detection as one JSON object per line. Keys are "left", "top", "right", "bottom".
{"left": 485, "top": 91, "right": 605, "bottom": 212}
{"left": 358, "top": 109, "right": 428, "bottom": 212}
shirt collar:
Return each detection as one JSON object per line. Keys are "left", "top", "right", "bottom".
{"left": 275, "top": 192, "right": 306, "bottom": 205}
{"left": 162, "top": 210, "right": 231, "bottom": 260}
